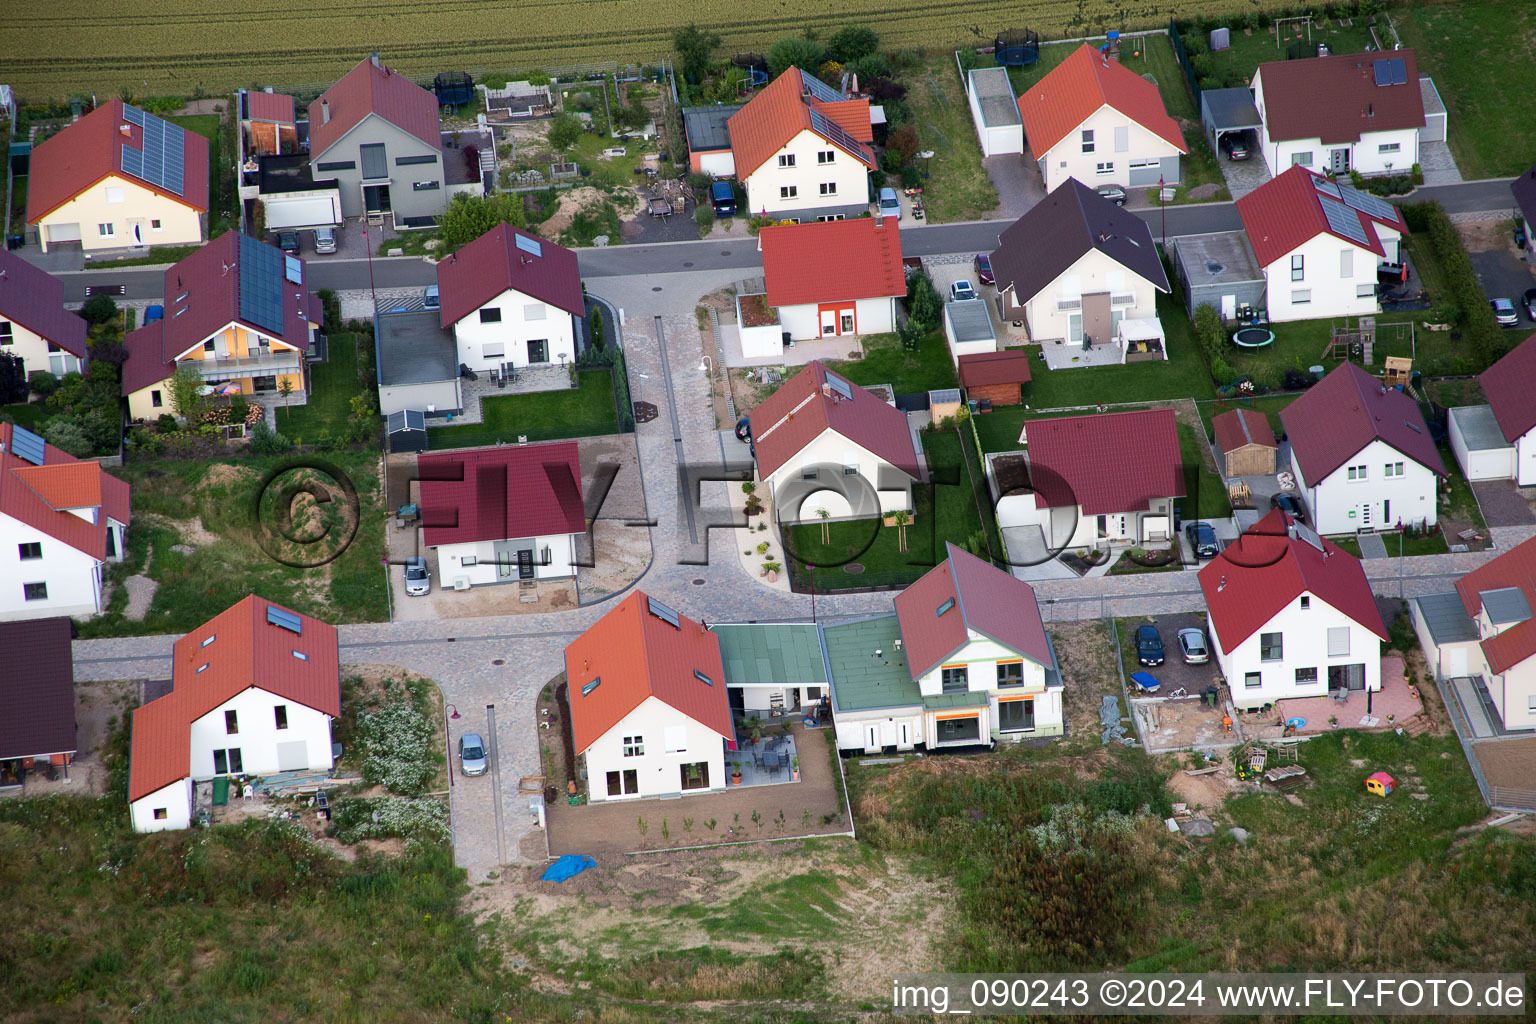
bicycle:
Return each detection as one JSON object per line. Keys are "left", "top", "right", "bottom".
{"left": 1167, "top": 686, "right": 1188, "bottom": 699}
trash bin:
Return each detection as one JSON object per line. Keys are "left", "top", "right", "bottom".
{"left": 1309, "top": 365, "right": 1325, "bottom": 382}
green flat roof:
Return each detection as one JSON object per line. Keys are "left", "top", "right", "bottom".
{"left": 821, "top": 616, "right": 923, "bottom": 712}
{"left": 712, "top": 623, "right": 827, "bottom": 685}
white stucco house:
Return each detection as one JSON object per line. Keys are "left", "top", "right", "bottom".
{"left": 0, "top": 250, "right": 88, "bottom": 381}
{"left": 1252, "top": 51, "right": 1425, "bottom": 178}
{"left": 729, "top": 68, "right": 875, "bottom": 222}
{"left": 747, "top": 361, "right": 919, "bottom": 522}
{"left": 416, "top": 441, "right": 585, "bottom": 587}
{"left": 435, "top": 223, "right": 584, "bottom": 373}
{"left": 743, "top": 216, "right": 904, "bottom": 353}
{"left": 1016, "top": 43, "right": 1186, "bottom": 193}
{"left": 566, "top": 592, "right": 735, "bottom": 802}
{"left": 995, "top": 408, "right": 1184, "bottom": 550}
{"left": 1281, "top": 362, "right": 1445, "bottom": 535}
{"left": 0, "top": 423, "right": 130, "bottom": 622}
{"left": 1448, "top": 335, "right": 1536, "bottom": 486}
{"left": 1200, "top": 510, "right": 1388, "bottom": 713}
{"left": 27, "top": 100, "right": 209, "bottom": 254}
{"left": 129, "top": 597, "right": 341, "bottom": 832}
{"left": 989, "top": 178, "right": 1169, "bottom": 355}
{"left": 1236, "top": 164, "right": 1409, "bottom": 322}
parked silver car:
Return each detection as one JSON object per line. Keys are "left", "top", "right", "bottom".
{"left": 403, "top": 557, "right": 431, "bottom": 596}
{"left": 313, "top": 224, "right": 338, "bottom": 254}
{"left": 458, "top": 734, "right": 488, "bottom": 776}
{"left": 1178, "top": 628, "right": 1210, "bottom": 665}
{"left": 424, "top": 284, "right": 440, "bottom": 311}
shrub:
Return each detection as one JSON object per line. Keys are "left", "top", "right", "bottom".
{"left": 248, "top": 417, "right": 293, "bottom": 454}
{"left": 1282, "top": 367, "right": 1314, "bottom": 390}
{"left": 852, "top": 53, "right": 892, "bottom": 81}
{"left": 828, "top": 26, "right": 880, "bottom": 63}
{"left": 899, "top": 165, "right": 922, "bottom": 188}
{"left": 27, "top": 370, "right": 59, "bottom": 398}
{"left": 768, "top": 36, "right": 827, "bottom": 77}
{"left": 1404, "top": 200, "right": 1506, "bottom": 365}
{"left": 41, "top": 417, "right": 93, "bottom": 457}
{"left": 352, "top": 678, "right": 439, "bottom": 797}
{"left": 332, "top": 796, "right": 449, "bottom": 846}
{"left": 80, "top": 294, "right": 118, "bottom": 326}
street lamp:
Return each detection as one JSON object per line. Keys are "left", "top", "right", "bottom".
{"left": 699, "top": 355, "right": 713, "bottom": 376}
{"left": 445, "top": 703, "right": 461, "bottom": 720}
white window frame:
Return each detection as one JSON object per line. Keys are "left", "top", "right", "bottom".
{"left": 819, "top": 182, "right": 836, "bottom": 196}
{"left": 105, "top": 186, "right": 125, "bottom": 204}
{"left": 482, "top": 342, "right": 505, "bottom": 359}
{"left": 1348, "top": 464, "right": 1368, "bottom": 481}
{"left": 1081, "top": 129, "right": 1095, "bottom": 153}
{"left": 779, "top": 185, "right": 797, "bottom": 199}
{"left": 1356, "top": 283, "right": 1377, "bottom": 298}
{"left": 1340, "top": 249, "right": 1353, "bottom": 278}
{"left": 523, "top": 303, "right": 546, "bottom": 321}
{"left": 817, "top": 150, "right": 834, "bottom": 164}
{"left": 1291, "top": 151, "right": 1314, "bottom": 166}
{"left": 1095, "top": 161, "right": 1115, "bottom": 175}
{"left": 1327, "top": 627, "right": 1351, "bottom": 658}
{"left": 1291, "top": 289, "right": 1311, "bottom": 304}
{"left": 1295, "top": 667, "right": 1319, "bottom": 685}
{"left": 98, "top": 223, "right": 115, "bottom": 238}
{"left": 1291, "top": 255, "right": 1305, "bottom": 281}
{"left": 664, "top": 725, "right": 687, "bottom": 754}
{"left": 1378, "top": 142, "right": 1401, "bottom": 154}
{"left": 777, "top": 154, "right": 796, "bottom": 168}
{"left": 622, "top": 735, "right": 644, "bottom": 757}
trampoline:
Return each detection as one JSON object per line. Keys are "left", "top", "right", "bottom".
{"left": 1232, "top": 327, "right": 1276, "bottom": 348}
{"left": 995, "top": 29, "right": 1041, "bottom": 67}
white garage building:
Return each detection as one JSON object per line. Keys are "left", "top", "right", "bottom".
{"left": 965, "top": 67, "right": 1024, "bottom": 157}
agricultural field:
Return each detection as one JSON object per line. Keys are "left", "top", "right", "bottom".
{"left": 6, "top": 0, "right": 1320, "bottom": 99}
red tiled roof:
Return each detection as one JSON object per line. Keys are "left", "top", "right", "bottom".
{"left": 27, "top": 100, "right": 210, "bottom": 222}
{"left": 0, "top": 617, "right": 76, "bottom": 760}
{"left": 129, "top": 596, "right": 341, "bottom": 800}
{"left": 817, "top": 98, "right": 874, "bottom": 143}
{"left": 958, "top": 350, "right": 1032, "bottom": 388}
{"left": 1281, "top": 362, "right": 1444, "bottom": 483}
{"left": 120, "top": 233, "right": 319, "bottom": 396}
{"left": 728, "top": 69, "right": 874, "bottom": 179}
{"left": 1212, "top": 408, "right": 1277, "bottom": 455}
{"left": 1237, "top": 164, "right": 1407, "bottom": 267}
{"left": 1480, "top": 334, "right": 1536, "bottom": 443}
{"left": 0, "top": 250, "right": 87, "bottom": 358}
{"left": 759, "top": 217, "right": 904, "bottom": 308}
{"left": 563, "top": 592, "right": 733, "bottom": 755}
{"left": 436, "top": 223, "right": 583, "bottom": 329}
{"left": 310, "top": 55, "right": 442, "bottom": 157}
{"left": 748, "top": 361, "right": 919, "bottom": 480}
{"left": 1022, "top": 409, "right": 1184, "bottom": 514}
{"left": 417, "top": 442, "right": 585, "bottom": 546}
{"left": 247, "top": 91, "right": 296, "bottom": 124}
{"left": 1255, "top": 50, "right": 1425, "bottom": 145}
{"left": 1454, "top": 534, "right": 1536, "bottom": 675}
{"left": 1016, "top": 44, "right": 1186, "bottom": 157}
{"left": 895, "top": 543, "right": 1055, "bottom": 680}
{"left": 0, "top": 422, "right": 130, "bottom": 561}
{"left": 1200, "top": 509, "right": 1387, "bottom": 654}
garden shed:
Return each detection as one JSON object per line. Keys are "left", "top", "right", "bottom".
{"left": 1417, "top": 75, "right": 1447, "bottom": 143}
{"left": 1170, "top": 231, "right": 1266, "bottom": 320}
{"left": 958, "top": 350, "right": 1032, "bottom": 408}
{"left": 1212, "top": 408, "right": 1277, "bottom": 477}
{"left": 387, "top": 408, "right": 428, "bottom": 453}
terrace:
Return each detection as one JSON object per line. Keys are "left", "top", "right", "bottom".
{"left": 727, "top": 727, "right": 801, "bottom": 788}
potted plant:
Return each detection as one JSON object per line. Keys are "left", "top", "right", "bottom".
{"left": 790, "top": 755, "right": 800, "bottom": 782}
{"left": 1328, "top": 715, "right": 1338, "bottom": 729}
{"left": 730, "top": 762, "right": 743, "bottom": 786}
{"left": 762, "top": 560, "right": 781, "bottom": 581}
{"left": 750, "top": 725, "right": 762, "bottom": 745}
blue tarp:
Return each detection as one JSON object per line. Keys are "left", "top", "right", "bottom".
{"left": 1130, "top": 672, "right": 1162, "bottom": 692}
{"left": 541, "top": 854, "right": 595, "bottom": 882}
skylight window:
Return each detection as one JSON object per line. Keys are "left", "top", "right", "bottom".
{"left": 200, "top": 635, "right": 216, "bottom": 647}
{"left": 693, "top": 669, "right": 714, "bottom": 686}
{"left": 936, "top": 598, "right": 955, "bottom": 617}
{"left": 195, "top": 663, "right": 209, "bottom": 674}
{"left": 292, "top": 650, "right": 309, "bottom": 661}
{"left": 581, "top": 677, "right": 601, "bottom": 697}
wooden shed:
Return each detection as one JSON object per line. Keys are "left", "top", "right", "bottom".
{"left": 1212, "top": 408, "right": 1277, "bottom": 477}
{"left": 958, "top": 349, "right": 1033, "bottom": 408}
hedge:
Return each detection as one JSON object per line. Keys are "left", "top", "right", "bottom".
{"left": 1399, "top": 201, "right": 1506, "bottom": 368}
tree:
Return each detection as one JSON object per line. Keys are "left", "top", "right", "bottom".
{"left": 276, "top": 376, "right": 295, "bottom": 423}
{"left": 674, "top": 24, "right": 722, "bottom": 84}
{"left": 80, "top": 294, "right": 118, "bottom": 326}
{"left": 768, "top": 37, "right": 827, "bottom": 77}
{"left": 438, "top": 193, "right": 528, "bottom": 252}
{"left": 167, "top": 363, "right": 206, "bottom": 423}
{"left": 546, "top": 112, "right": 582, "bottom": 152}
{"left": 817, "top": 506, "right": 831, "bottom": 545}
{"left": 42, "top": 417, "right": 93, "bottom": 457}
{"left": 887, "top": 123, "right": 920, "bottom": 164}
{"left": 890, "top": 509, "right": 910, "bottom": 553}
{"left": 851, "top": 53, "right": 892, "bottom": 81}
{"left": 828, "top": 26, "right": 880, "bottom": 64}
{"left": 0, "top": 352, "right": 26, "bottom": 404}
{"left": 590, "top": 307, "right": 605, "bottom": 351}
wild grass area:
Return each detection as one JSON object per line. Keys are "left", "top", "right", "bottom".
{"left": 79, "top": 451, "right": 387, "bottom": 637}
{"left": 901, "top": 53, "right": 999, "bottom": 223}
{"left": 2, "top": 1, "right": 1323, "bottom": 98}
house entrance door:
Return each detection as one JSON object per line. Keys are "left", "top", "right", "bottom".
{"left": 821, "top": 310, "right": 838, "bottom": 336}
{"left": 1221, "top": 294, "right": 1237, "bottom": 320}
{"left": 1329, "top": 148, "right": 1351, "bottom": 173}
{"left": 840, "top": 311, "right": 855, "bottom": 334}
{"left": 493, "top": 540, "right": 517, "bottom": 580}
{"left": 363, "top": 184, "right": 392, "bottom": 215}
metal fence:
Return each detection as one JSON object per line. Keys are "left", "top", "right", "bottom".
{"left": 1168, "top": 18, "right": 1201, "bottom": 110}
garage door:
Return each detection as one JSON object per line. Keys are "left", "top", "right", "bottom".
{"left": 264, "top": 194, "right": 341, "bottom": 230}
{"left": 47, "top": 222, "right": 82, "bottom": 242}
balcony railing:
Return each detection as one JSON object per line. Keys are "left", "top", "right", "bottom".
{"left": 190, "top": 350, "right": 302, "bottom": 383}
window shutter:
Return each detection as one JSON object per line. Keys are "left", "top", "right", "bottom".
{"left": 1327, "top": 627, "right": 1350, "bottom": 657}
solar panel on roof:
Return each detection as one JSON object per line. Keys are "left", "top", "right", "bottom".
{"left": 237, "top": 234, "right": 287, "bottom": 336}
{"left": 122, "top": 105, "right": 145, "bottom": 127}
{"left": 1293, "top": 522, "right": 1324, "bottom": 552}
{"left": 1313, "top": 177, "right": 1342, "bottom": 199}
{"left": 1373, "top": 61, "right": 1391, "bottom": 87}
{"left": 807, "top": 108, "right": 868, "bottom": 164}
{"left": 119, "top": 106, "right": 186, "bottom": 197}
{"left": 798, "top": 71, "right": 842, "bottom": 105}
{"left": 1390, "top": 58, "right": 1407, "bottom": 85}
{"left": 514, "top": 233, "right": 543, "bottom": 258}
{"left": 826, "top": 374, "right": 853, "bottom": 400}
{"left": 1336, "top": 183, "right": 1398, "bottom": 223}
{"left": 1318, "top": 196, "right": 1368, "bottom": 245}
{"left": 266, "top": 605, "right": 303, "bottom": 634}
{"left": 647, "top": 596, "right": 681, "bottom": 628}
{"left": 10, "top": 425, "right": 46, "bottom": 465}
{"left": 284, "top": 255, "right": 302, "bottom": 284}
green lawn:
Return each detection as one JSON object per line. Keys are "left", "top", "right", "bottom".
{"left": 8, "top": 175, "right": 25, "bottom": 233}
{"left": 1181, "top": 17, "right": 1379, "bottom": 90}
{"left": 1399, "top": 0, "right": 1536, "bottom": 179}
{"left": 903, "top": 54, "right": 999, "bottom": 223}
{"left": 828, "top": 329, "right": 957, "bottom": 395}
{"left": 785, "top": 429, "right": 994, "bottom": 591}
{"left": 428, "top": 368, "right": 617, "bottom": 448}
{"left": 281, "top": 332, "right": 362, "bottom": 440}
{"left": 1176, "top": 422, "right": 1232, "bottom": 521}
{"left": 0, "top": 401, "right": 49, "bottom": 430}
{"left": 170, "top": 113, "right": 226, "bottom": 236}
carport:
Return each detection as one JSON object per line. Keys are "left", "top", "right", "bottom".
{"left": 263, "top": 192, "right": 341, "bottom": 230}
{"left": 1200, "top": 88, "right": 1261, "bottom": 151}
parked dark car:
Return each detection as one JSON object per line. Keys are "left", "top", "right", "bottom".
{"left": 1184, "top": 520, "right": 1220, "bottom": 559}
{"left": 710, "top": 181, "right": 736, "bottom": 216}
{"left": 1136, "top": 624, "right": 1165, "bottom": 667}
{"left": 1220, "top": 131, "right": 1251, "bottom": 160}
{"left": 973, "top": 253, "right": 994, "bottom": 286}
{"left": 1095, "top": 184, "right": 1127, "bottom": 206}
{"left": 1523, "top": 287, "right": 1536, "bottom": 322}
{"left": 734, "top": 416, "right": 751, "bottom": 442}
{"left": 276, "top": 231, "right": 299, "bottom": 255}
{"left": 1270, "top": 492, "right": 1307, "bottom": 524}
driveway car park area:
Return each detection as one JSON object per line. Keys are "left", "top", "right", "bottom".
{"left": 1121, "top": 613, "right": 1230, "bottom": 752}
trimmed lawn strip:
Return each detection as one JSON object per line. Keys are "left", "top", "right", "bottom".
{"left": 1194, "top": 392, "right": 1298, "bottom": 439}
{"left": 82, "top": 244, "right": 200, "bottom": 269}
{"left": 0, "top": 401, "right": 50, "bottom": 430}
{"left": 282, "top": 332, "right": 362, "bottom": 440}
{"left": 429, "top": 368, "right": 617, "bottom": 447}
{"left": 827, "top": 329, "right": 957, "bottom": 396}
{"left": 1216, "top": 310, "right": 1482, "bottom": 390}
{"left": 1437, "top": 442, "right": 1488, "bottom": 533}
{"left": 1177, "top": 422, "right": 1232, "bottom": 521}
{"left": 1109, "top": 550, "right": 1182, "bottom": 574}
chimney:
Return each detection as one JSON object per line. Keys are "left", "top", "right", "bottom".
{"left": 1217, "top": 576, "right": 1227, "bottom": 592}
{"left": 321, "top": 99, "right": 330, "bottom": 125}
{"left": 1368, "top": 103, "right": 1374, "bottom": 117}
{"left": 370, "top": 52, "right": 381, "bottom": 69}
{"left": 874, "top": 212, "right": 884, "bottom": 228}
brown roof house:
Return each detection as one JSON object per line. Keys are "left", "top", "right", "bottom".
{"left": 1252, "top": 50, "right": 1425, "bottom": 179}
{"left": 747, "top": 361, "right": 919, "bottom": 522}
{"left": 989, "top": 179, "right": 1170, "bottom": 360}
{"left": 0, "top": 617, "right": 77, "bottom": 789}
